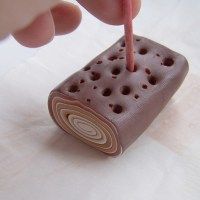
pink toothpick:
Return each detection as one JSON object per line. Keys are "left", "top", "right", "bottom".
{"left": 123, "top": 0, "right": 135, "bottom": 72}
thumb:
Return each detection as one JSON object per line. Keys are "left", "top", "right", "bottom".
{"left": 77, "top": 0, "right": 141, "bottom": 25}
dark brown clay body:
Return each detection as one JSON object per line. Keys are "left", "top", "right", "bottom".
{"left": 48, "top": 35, "right": 189, "bottom": 156}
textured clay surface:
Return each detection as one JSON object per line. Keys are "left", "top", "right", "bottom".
{"left": 48, "top": 35, "right": 189, "bottom": 156}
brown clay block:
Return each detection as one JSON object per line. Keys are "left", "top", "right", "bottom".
{"left": 48, "top": 35, "right": 189, "bottom": 156}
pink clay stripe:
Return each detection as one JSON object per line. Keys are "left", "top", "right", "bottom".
{"left": 123, "top": 0, "right": 135, "bottom": 72}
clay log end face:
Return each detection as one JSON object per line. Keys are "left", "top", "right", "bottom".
{"left": 48, "top": 35, "right": 189, "bottom": 155}
{"left": 48, "top": 92, "right": 122, "bottom": 156}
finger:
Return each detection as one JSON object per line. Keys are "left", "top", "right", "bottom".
{"left": 51, "top": 2, "right": 82, "bottom": 35}
{"left": 0, "top": 0, "right": 60, "bottom": 39}
{"left": 77, "top": 0, "right": 141, "bottom": 25}
{"left": 12, "top": 10, "right": 55, "bottom": 48}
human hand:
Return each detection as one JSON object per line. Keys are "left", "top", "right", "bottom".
{"left": 0, "top": 0, "right": 141, "bottom": 48}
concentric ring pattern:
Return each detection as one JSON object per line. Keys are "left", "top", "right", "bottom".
{"left": 50, "top": 95, "right": 121, "bottom": 155}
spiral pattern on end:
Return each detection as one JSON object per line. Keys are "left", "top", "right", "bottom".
{"left": 49, "top": 96, "right": 121, "bottom": 155}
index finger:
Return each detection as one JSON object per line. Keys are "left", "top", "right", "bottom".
{"left": 77, "top": 0, "right": 141, "bottom": 25}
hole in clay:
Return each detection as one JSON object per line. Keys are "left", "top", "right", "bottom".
{"left": 93, "top": 86, "right": 97, "bottom": 89}
{"left": 97, "top": 61, "right": 102, "bottom": 64}
{"left": 121, "top": 41, "right": 125, "bottom": 47}
{"left": 148, "top": 76, "right": 157, "bottom": 85}
{"left": 80, "top": 79, "right": 85, "bottom": 83}
{"left": 133, "top": 64, "right": 138, "bottom": 72}
{"left": 142, "top": 84, "right": 148, "bottom": 89}
{"left": 145, "top": 68, "right": 151, "bottom": 75}
{"left": 163, "top": 58, "right": 174, "bottom": 66}
{"left": 112, "top": 67, "right": 121, "bottom": 75}
{"left": 136, "top": 38, "right": 141, "bottom": 42}
{"left": 156, "top": 53, "right": 160, "bottom": 57}
{"left": 69, "top": 85, "right": 79, "bottom": 93}
{"left": 86, "top": 99, "right": 91, "bottom": 103}
{"left": 134, "top": 94, "right": 139, "bottom": 99}
{"left": 113, "top": 105, "right": 123, "bottom": 114}
{"left": 128, "top": 64, "right": 137, "bottom": 72}
{"left": 109, "top": 104, "right": 113, "bottom": 108}
{"left": 119, "top": 49, "right": 124, "bottom": 52}
{"left": 121, "top": 86, "right": 131, "bottom": 95}
{"left": 102, "top": 88, "right": 112, "bottom": 97}
{"left": 83, "top": 66, "right": 91, "bottom": 71}
{"left": 90, "top": 71, "right": 101, "bottom": 81}
{"left": 139, "top": 48, "right": 148, "bottom": 55}
{"left": 109, "top": 55, "right": 118, "bottom": 61}
{"left": 119, "top": 57, "right": 124, "bottom": 59}
{"left": 112, "top": 76, "right": 117, "bottom": 79}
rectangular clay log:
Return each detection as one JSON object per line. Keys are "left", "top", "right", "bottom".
{"left": 48, "top": 35, "right": 189, "bottom": 156}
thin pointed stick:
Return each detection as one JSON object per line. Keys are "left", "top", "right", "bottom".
{"left": 123, "top": 0, "right": 135, "bottom": 72}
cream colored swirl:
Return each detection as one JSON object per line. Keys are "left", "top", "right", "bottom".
{"left": 49, "top": 95, "right": 121, "bottom": 155}
{"left": 67, "top": 114, "right": 107, "bottom": 144}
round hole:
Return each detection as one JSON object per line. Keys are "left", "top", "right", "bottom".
{"left": 134, "top": 94, "right": 139, "bottom": 99}
{"left": 145, "top": 68, "right": 151, "bottom": 75}
{"left": 136, "top": 38, "right": 141, "bottom": 42}
{"left": 119, "top": 49, "right": 124, "bottom": 52}
{"left": 69, "top": 85, "right": 79, "bottom": 93}
{"left": 80, "top": 79, "right": 85, "bottom": 83}
{"left": 148, "top": 76, "right": 157, "bottom": 85}
{"left": 109, "top": 55, "right": 118, "bottom": 61}
{"left": 97, "top": 61, "right": 102, "bottom": 64}
{"left": 139, "top": 48, "right": 148, "bottom": 55}
{"left": 86, "top": 99, "right": 91, "bottom": 103}
{"left": 121, "top": 41, "right": 125, "bottom": 47}
{"left": 119, "top": 57, "right": 124, "bottom": 59}
{"left": 156, "top": 53, "right": 160, "bottom": 57}
{"left": 128, "top": 64, "right": 137, "bottom": 72}
{"left": 121, "top": 86, "right": 131, "bottom": 95}
{"left": 102, "top": 88, "right": 112, "bottom": 97}
{"left": 83, "top": 66, "right": 91, "bottom": 71}
{"left": 142, "top": 84, "right": 148, "bottom": 89}
{"left": 163, "top": 58, "right": 174, "bottom": 66}
{"left": 133, "top": 64, "right": 138, "bottom": 72}
{"left": 113, "top": 105, "right": 123, "bottom": 114}
{"left": 90, "top": 72, "right": 101, "bottom": 81}
{"left": 93, "top": 86, "right": 97, "bottom": 89}
{"left": 112, "top": 67, "right": 121, "bottom": 75}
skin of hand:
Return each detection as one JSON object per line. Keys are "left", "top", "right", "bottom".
{"left": 0, "top": 0, "right": 141, "bottom": 48}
